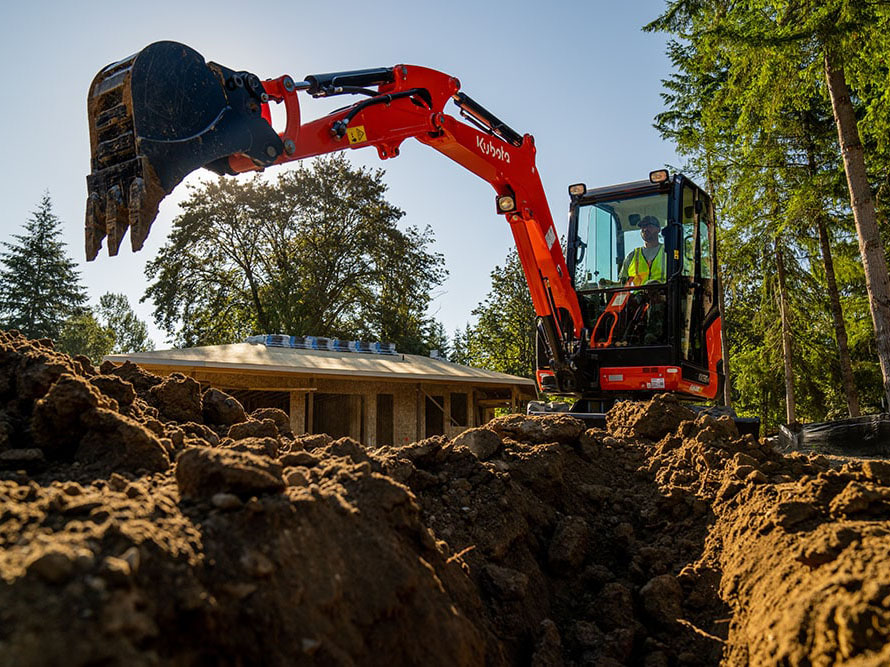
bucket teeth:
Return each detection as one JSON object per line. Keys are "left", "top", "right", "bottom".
{"left": 105, "top": 185, "right": 127, "bottom": 256}
{"left": 84, "top": 192, "right": 106, "bottom": 262}
{"left": 84, "top": 41, "right": 285, "bottom": 260}
{"left": 128, "top": 176, "right": 148, "bottom": 252}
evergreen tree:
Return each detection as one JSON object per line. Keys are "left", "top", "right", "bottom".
{"left": 457, "top": 250, "right": 536, "bottom": 378}
{"left": 646, "top": 0, "right": 888, "bottom": 421}
{"left": 0, "top": 194, "right": 87, "bottom": 339}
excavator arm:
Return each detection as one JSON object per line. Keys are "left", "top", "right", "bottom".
{"left": 85, "top": 41, "right": 583, "bottom": 367}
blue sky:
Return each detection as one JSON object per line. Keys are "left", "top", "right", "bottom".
{"left": 0, "top": 1, "right": 680, "bottom": 348}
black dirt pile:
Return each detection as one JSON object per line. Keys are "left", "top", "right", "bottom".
{"left": 2, "top": 329, "right": 890, "bottom": 665}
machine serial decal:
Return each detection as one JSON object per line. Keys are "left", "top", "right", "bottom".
{"left": 476, "top": 136, "right": 511, "bottom": 163}
{"left": 347, "top": 126, "right": 367, "bottom": 144}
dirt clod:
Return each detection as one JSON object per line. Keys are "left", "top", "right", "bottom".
{"left": 227, "top": 418, "right": 279, "bottom": 441}
{"left": 175, "top": 446, "right": 284, "bottom": 499}
{"left": 149, "top": 373, "right": 202, "bottom": 423}
{"left": 452, "top": 426, "right": 501, "bottom": 460}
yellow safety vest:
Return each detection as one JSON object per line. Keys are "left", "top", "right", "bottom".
{"left": 627, "top": 246, "right": 665, "bottom": 285}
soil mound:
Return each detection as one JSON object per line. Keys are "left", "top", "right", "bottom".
{"left": 1, "top": 330, "right": 889, "bottom": 665}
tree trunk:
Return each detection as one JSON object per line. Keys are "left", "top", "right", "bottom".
{"left": 816, "top": 216, "right": 861, "bottom": 416}
{"left": 775, "top": 241, "right": 796, "bottom": 424}
{"left": 824, "top": 49, "right": 890, "bottom": 411}
{"left": 804, "top": 137, "right": 861, "bottom": 418}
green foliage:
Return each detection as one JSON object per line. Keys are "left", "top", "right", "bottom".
{"left": 0, "top": 194, "right": 87, "bottom": 339}
{"left": 647, "top": 0, "right": 890, "bottom": 425}
{"left": 453, "top": 250, "right": 536, "bottom": 378}
{"left": 56, "top": 311, "right": 114, "bottom": 364}
{"left": 98, "top": 293, "right": 154, "bottom": 353}
{"left": 144, "top": 155, "right": 447, "bottom": 354}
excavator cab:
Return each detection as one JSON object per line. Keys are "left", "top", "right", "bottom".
{"left": 549, "top": 171, "right": 724, "bottom": 401}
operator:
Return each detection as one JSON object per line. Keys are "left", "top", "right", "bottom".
{"left": 618, "top": 215, "right": 666, "bottom": 345}
{"left": 619, "top": 216, "right": 665, "bottom": 285}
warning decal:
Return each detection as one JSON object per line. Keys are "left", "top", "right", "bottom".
{"left": 545, "top": 227, "right": 557, "bottom": 249}
{"left": 347, "top": 126, "right": 367, "bottom": 144}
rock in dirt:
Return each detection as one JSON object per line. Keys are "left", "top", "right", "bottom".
{"left": 452, "top": 427, "right": 501, "bottom": 460}
{"left": 175, "top": 446, "right": 285, "bottom": 499}
{"left": 202, "top": 388, "right": 247, "bottom": 426}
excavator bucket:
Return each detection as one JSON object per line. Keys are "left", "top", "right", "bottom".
{"left": 85, "top": 41, "right": 284, "bottom": 260}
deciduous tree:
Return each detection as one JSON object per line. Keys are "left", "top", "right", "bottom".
{"left": 144, "top": 155, "right": 447, "bottom": 354}
{"left": 56, "top": 311, "right": 114, "bottom": 364}
{"left": 98, "top": 293, "right": 154, "bottom": 353}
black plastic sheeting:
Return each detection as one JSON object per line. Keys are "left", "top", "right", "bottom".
{"left": 778, "top": 414, "right": 890, "bottom": 456}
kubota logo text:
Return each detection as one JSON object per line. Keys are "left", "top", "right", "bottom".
{"left": 476, "top": 136, "right": 511, "bottom": 163}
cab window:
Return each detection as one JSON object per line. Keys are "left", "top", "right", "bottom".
{"left": 573, "top": 193, "right": 669, "bottom": 289}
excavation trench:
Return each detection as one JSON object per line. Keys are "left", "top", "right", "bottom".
{"left": 0, "top": 330, "right": 888, "bottom": 665}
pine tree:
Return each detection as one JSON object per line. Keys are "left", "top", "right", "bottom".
{"left": 458, "top": 250, "right": 536, "bottom": 379}
{"left": 0, "top": 194, "right": 87, "bottom": 339}
{"left": 646, "top": 0, "right": 888, "bottom": 419}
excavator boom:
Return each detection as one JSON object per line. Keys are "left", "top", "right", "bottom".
{"left": 85, "top": 41, "right": 583, "bottom": 372}
{"left": 85, "top": 41, "right": 743, "bottom": 415}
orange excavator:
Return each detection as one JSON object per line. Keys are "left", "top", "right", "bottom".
{"left": 85, "top": 41, "right": 741, "bottom": 424}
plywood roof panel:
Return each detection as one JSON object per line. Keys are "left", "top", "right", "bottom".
{"left": 106, "top": 342, "right": 536, "bottom": 389}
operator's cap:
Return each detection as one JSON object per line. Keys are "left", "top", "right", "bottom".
{"left": 639, "top": 215, "right": 660, "bottom": 228}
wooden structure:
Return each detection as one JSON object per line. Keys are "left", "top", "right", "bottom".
{"left": 107, "top": 342, "right": 536, "bottom": 446}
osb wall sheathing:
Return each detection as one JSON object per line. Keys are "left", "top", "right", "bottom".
{"left": 136, "top": 365, "right": 520, "bottom": 448}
